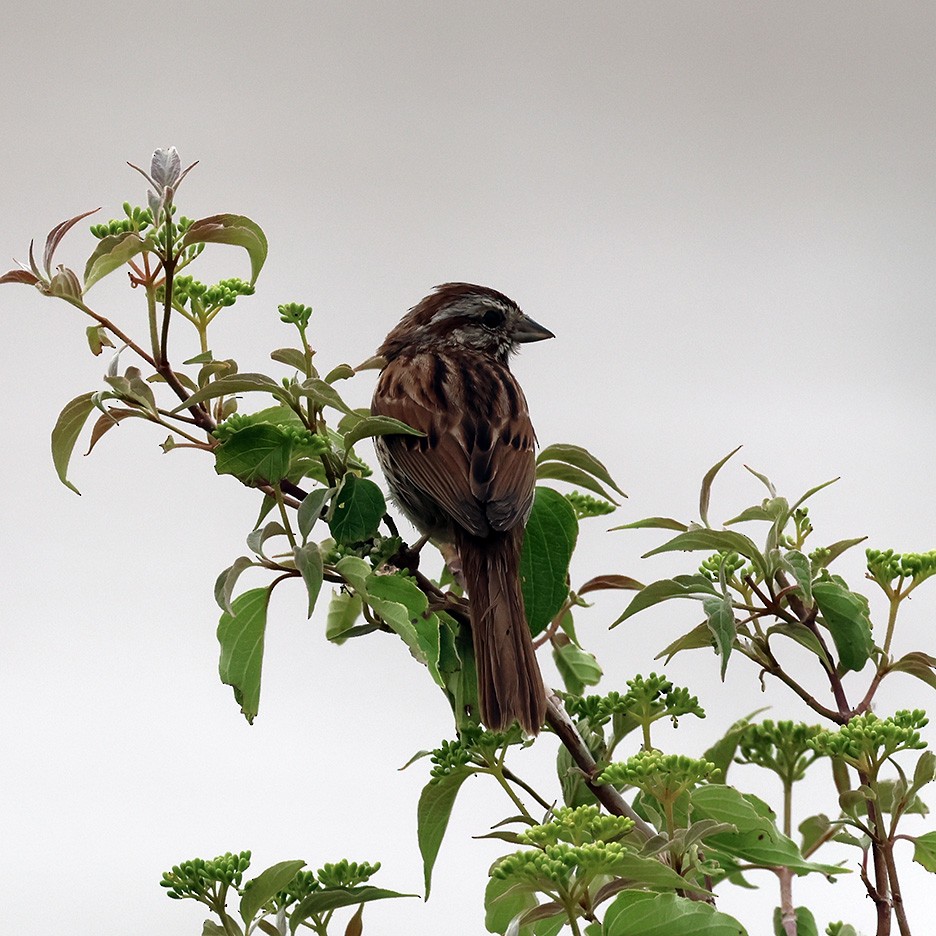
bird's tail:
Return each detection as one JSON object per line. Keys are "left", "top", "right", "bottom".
{"left": 455, "top": 528, "right": 547, "bottom": 735}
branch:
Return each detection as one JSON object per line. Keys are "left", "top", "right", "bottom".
{"left": 544, "top": 692, "right": 654, "bottom": 839}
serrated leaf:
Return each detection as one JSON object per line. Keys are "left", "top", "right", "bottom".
{"left": 812, "top": 580, "right": 873, "bottom": 672}
{"left": 602, "top": 891, "right": 746, "bottom": 936}
{"left": 610, "top": 516, "right": 689, "bottom": 532}
{"left": 294, "top": 543, "right": 324, "bottom": 617}
{"left": 217, "top": 587, "right": 271, "bottom": 723}
{"left": 83, "top": 231, "right": 146, "bottom": 291}
{"left": 215, "top": 424, "right": 294, "bottom": 486}
{"left": 520, "top": 486, "right": 578, "bottom": 636}
{"left": 329, "top": 475, "right": 386, "bottom": 544}
{"left": 342, "top": 415, "right": 424, "bottom": 451}
{"left": 535, "top": 461, "right": 620, "bottom": 503}
{"left": 703, "top": 595, "right": 736, "bottom": 678}
{"left": 171, "top": 372, "right": 284, "bottom": 412}
{"left": 51, "top": 392, "right": 96, "bottom": 494}
{"left": 214, "top": 556, "right": 257, "bottom": 614}
{"left": 240, "top": 860, "right": 305, "bottom": 927}
{"left": 613, "top": 574, "right": 718, "bottom": 626}
{"left": 297, "top": 487, "right": 331, "bottom": 542}
{"left": 417, "top": 767, "right": 473, "bottom": 898}
{"left": 912, "top": 830, "right": 936, "bottom": 872}
{"left": 643, "top": 529, "right": 768, "bottom": 578}
{"left": 182, "top": 214, "right": 268, "bottom": 284}
{"left": 536, "top": 442, "right": 625, "bottom": 497}
{"left": 289, "top": 887, "right": 413, "bottom": 933}
{"left": 700, "top": 445, "right": 742, "bottom": 528}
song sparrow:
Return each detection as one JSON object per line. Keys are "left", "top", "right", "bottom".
{"left": 371, "top": 283, "right": 554, "bottom": 734}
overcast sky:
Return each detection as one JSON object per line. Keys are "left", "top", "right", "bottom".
{"left": 3, "top": 3, "right": 936, "bottom": 934}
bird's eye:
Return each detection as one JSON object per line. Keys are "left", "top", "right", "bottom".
{"left": 481, "top": 307, "right": 505, "bottom": 328}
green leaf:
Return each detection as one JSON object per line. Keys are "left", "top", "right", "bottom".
{"left": 294, "top": 543, "right": 324, "bottom": 618}
{"left": 182, "top": 214, "right": 268, "bottom": 284}
{"left": 789, "top": 476, "right": 840, "bottom": 514}
{"left": 911, "top": 751, "right": 936, "bottom": 796}
{"left": 643, "top": 529, "right": 767, "bottom": 578}
{"left": 654, "top": 622, "right": 716, "bottom": 663}
{"left": 887, "top": 652, "right": 936, "bottom": 691}
{"left": 765, "top": 623, "right": 831, "bottom": 667}
{"left": 201, "top": 922, "right": 230, "bottom": 936}
{"left": 217, "top": 587, "right": 271, "bottom": 723}
{"left": 912, "top": 830, "right": 936, "bottom": 872}
{"left": 577, "top": 574, "right": 644, "bottom": 596}
{"left": 798, "top": 813, "right": 832, "bottom": 855}
{"left": 484, "top": 874, "right": 538, "bottom": 934}
{"left": 781, "top": 550, "right": 813, "bottom": 603}
{"left": 324, "top": 363, "right": 356, "bottom": 383}
{"left": 520, "top": 486, "right": 579, "bottom": 636}
{"left": 365, "top": 572, "right": 443, "bottom": 686}
{"left": 553, "top": 639, "right": 603, "bottom": 695}
{"left": 417, "top": 767, "right": 473, "bottom": 897}
{"left": 690, "top": 786, "right": 846, "bottom": 877}
{"left": 325, "top": 591, "right": 366, "bottom": 643}
{"left": 535, "top": 461, "right": 620, "bottom": 503}
{"left": 536, "top": 443, "right": 626, "bottom": 497}
{"left": 50, "top": 392, "right": 96, "bottom": 494}
{"left": 289, "top": 887, "right": 413, "bottom": 933}
{"left": 812, "top": 580, "right": 873, "bottom": 672}
{"left": 342, "top": 415, "right": 424, "bottom": 451}
{"left": 297, "top": 487, "right": 331, "bottom": 542}
{"left": 772, "top": 906, "right": 817, "bottom": 936}
{"left": 240, "top": 860, "right": 305, "bottom": 926}
{"left": 171, "top": 373, "right": 284, "bottom": 413}
{"left": 812, "top": 537, "right": 868, "bottom": 570}
{"left": 699, "top": 445, "right": 742, "bottom": 528}
{"left": 610, "top": 516, "right": 689, "bottom": 532}
{"left": 215, "top": 424, "right": 294, "bottom": 485}
{"left": 271, "top": 347, "right": 311, "bottom": 372}
{"left": 702, "top": 595, "right": 736, "bottom": 678}
{"left": 602, "top": 892, "right": 748, "bottom": 936}
{"left": 83, "top": 231, "right": 146, "bottom": 291}
{"left": 329, "top": 475, "right": 386, "bottom": 544}
{"left": 214, "top": 556, "right": 257, "bottom": 614}
{"left": 297, "top": 377, "right": 357, "bottom": 415}
{"left": 743, "top": 463, "right": 777, "bottom": 497}
{"left": 613, "top": 575, "right": 718, "bottom": 626}
{"left": 703, "top": 712, "right": 768, "bottom": 783}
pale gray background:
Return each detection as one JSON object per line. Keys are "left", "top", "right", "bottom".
{"left": 2, "top": 3, "right": 935, "bottom": 934}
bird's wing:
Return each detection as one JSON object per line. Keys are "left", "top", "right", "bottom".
{"left": 372, "top": 352, "right": 536, "bottom": 538}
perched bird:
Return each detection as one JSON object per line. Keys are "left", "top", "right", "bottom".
{"left": 371, "top": 283, "right": 554, "bottom": 734}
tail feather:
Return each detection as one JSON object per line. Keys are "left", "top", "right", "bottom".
{"left": 456, "top": 528, "right": 547, "bottom": 735}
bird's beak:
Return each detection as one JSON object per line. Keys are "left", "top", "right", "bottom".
{"left": 513, "top": 313, "right": 554, "bottom": 343}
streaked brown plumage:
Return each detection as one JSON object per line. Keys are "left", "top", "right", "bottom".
{"left": 371, "top": 283, "right": 553, "bottom": 734}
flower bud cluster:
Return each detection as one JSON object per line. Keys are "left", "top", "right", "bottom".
{"left": 600, "top": 751, "right": 718, "bottom": 801}
{"left": 809, "top": 711, "right": 929, "bottom": 769}
{"left": 867, "top": 548, "right": 936, "bottom": 585}
{"left": 160, "top": 851, "right": 251, "bottom": 899}
{"left": 279, "top": 302, "right": 313, "bottom": 328}
{"left": 90, "top": 203, "right": 155, "bottom": 238}
{"left": 736, "top": 720, "right": 822, "bottom": 781}
{"left": 316, "top": 859, "right": 381, "bottom": 889}
{"left": 519, "top": 805, "right": 633, "bottom": 848}
{"left": 564, "top": 490, "right": 615, "bottom": 519}
{"left": 172, "top": 275, "right": 255, "bottom": 310}
{"left": 428, "top": 727, "right": 517, "bottom": 781}
{"left": 699, "top": 550, "right": 747, "bottom": 581}
{"left": 493, "top": 840, "right": 636, "bottom": 887}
